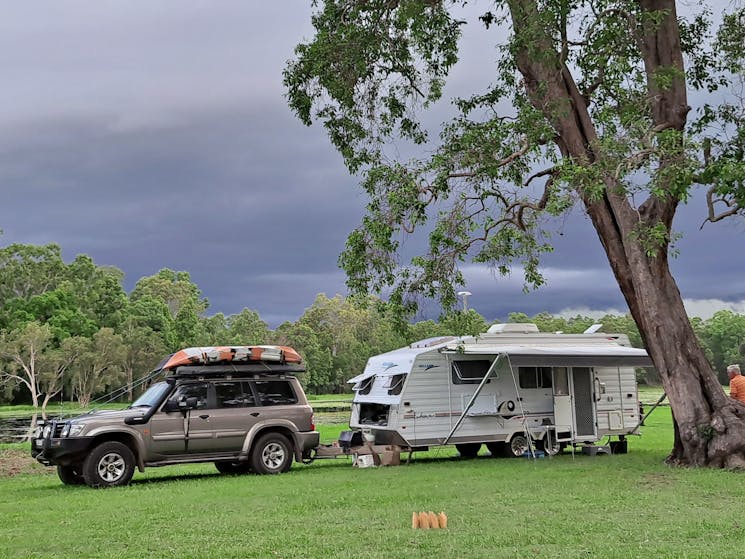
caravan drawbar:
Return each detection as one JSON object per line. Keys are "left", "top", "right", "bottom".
{"left": 347, "top": 323, "right": 651, "bottom": 457}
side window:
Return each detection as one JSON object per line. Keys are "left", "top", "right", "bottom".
{"left": 357, "top": 377, "right": 374, "bottom": 395}
{"left": 553, "top": 367, "right": 569, "bottom": 395}
{"left": 254, "top": 380, "right": 298, "bottom": 406}
{"left": 386, "top": 374, "right": 406, "bottom": 396}
{"left": 540, "top": 367, "right": 553, "bottom": 389}
{"left": 214, "top": 381, "right": 256, "bottom": 408}
{"left": 518, "top": 367, "right": 553, "bottom": 389}
{"left": 171, "top": 382, "right": 209, "bottom": 409}
{"left": 519, "top": 367, "right": 538, "bottom": 388}
{"left": 452, "top": 360, "right": 493, "bottom": 385}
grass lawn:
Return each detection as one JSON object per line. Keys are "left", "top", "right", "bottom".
{"left": 2, "top": 406, "right": 744, "bottom": 558}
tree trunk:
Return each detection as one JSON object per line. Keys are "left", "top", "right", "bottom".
{"left": 600, "top": 227, "right": 745, "bottom": 467}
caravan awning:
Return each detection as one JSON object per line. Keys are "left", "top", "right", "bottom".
{"left": 442, "top": 344, "right": 653, "bottom": 368}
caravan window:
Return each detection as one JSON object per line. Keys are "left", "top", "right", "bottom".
{"left": 518, "top": 367, "right": 553, "bottom": 389}
{"left": 451, "top": 360, "right": 494, "bottom": 385}
{"left": 385, "top": 374, "right": 406, "bottom": 396}
{"left": 357, "top": 376, "right": 374, "bottom": 395}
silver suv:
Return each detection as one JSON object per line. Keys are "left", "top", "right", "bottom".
{"left": 32, "top": 346, "right": 320, "bottom": 487}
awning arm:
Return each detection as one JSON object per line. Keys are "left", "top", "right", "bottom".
{"left": 442, "top": 354, "right": 503, "bottom": 446}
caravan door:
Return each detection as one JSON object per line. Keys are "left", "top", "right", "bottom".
{"left": 570, "top": 367, "right": 597, "bottom": 440}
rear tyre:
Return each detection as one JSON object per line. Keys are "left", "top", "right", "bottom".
{"left": 215, "top": 461, "right": 252, "bottom": 475}
{"left": 486, "top": 442, "right": 505, "bottom": 457}
{"left": 503, "top": 435, "right": 529, "bottom": 458}
{"left": 82, "top": 441, "right": 135, "bottom": 488}
{"left": 57, "top": 464, "right": 85, "bottom": 485}
{"left": 250, "top": 433, "right": 293, "bottom": 475}
{"left": 455, "top": 443, "right": 481, "bottom": 459}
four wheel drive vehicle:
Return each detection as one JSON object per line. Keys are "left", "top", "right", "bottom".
{"left": 32, "top": 345, "right": 320, "bottom": 488}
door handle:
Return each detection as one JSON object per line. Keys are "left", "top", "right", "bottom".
{"left": 250, "top": 412, "right": 260, "bottom": 417}
{"left": 199, "top": 414, "right": 210, "bottom": 420}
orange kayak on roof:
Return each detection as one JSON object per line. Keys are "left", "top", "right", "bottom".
{"left": 160, "top": 345, "right": 302, "bottom": 371}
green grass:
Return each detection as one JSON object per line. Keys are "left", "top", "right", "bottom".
{"left": 2, "top": 406, "right": 745, "bottom": 558}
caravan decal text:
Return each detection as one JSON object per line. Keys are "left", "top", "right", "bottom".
{"left": 417, "top": 363, "right": 440, "bottom": 371}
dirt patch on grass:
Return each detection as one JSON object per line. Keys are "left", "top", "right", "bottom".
{"left": 0, "top": 448, "right": 48, "bottom": 477}
{"left": 639, "top": 472, "right": 675, "bottom": 489}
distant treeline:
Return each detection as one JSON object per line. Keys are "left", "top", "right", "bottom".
{"left": 0, "top": 243, "right": 742, "bottom": 410}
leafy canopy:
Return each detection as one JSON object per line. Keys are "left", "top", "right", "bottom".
{"left": 285, "top": 0, "right": 745, "bottom": 313}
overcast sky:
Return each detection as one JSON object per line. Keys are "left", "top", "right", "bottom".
{"left": 1, "top": 1, "right": 744, "bottom": 328}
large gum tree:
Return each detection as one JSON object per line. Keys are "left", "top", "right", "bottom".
{"left": 284, "top": 1, "right": 745, "bottom": 466}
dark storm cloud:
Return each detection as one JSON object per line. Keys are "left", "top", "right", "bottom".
{"left": 0, "top": 102, "right": 362, "bottom": 323}
{"left": 0, "top": 1, "right": 743, "bottom": 329}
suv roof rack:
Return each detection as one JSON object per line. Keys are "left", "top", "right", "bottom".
{"left": 170, "top": 363, "right": 306, "bottom": 378}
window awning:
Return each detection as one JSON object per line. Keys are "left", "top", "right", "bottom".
{"left": 442, "top": 344, "right": 653, "bottom": 368}
{"left": 347, "top": 368, "right": 408, "bottom": 384}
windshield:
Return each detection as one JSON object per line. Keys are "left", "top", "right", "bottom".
{"left": 130, "top": 382, "right": 171, "bottom": 408}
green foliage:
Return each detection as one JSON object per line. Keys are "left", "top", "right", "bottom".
{"left": 68, "top": 328, "right": 126, "bottom": 408}
{"left": 278, "top": 294, "right": 407, "bottom": 393}
{"left": 4, "top": 241, "right": 745, "bottom": 404}
{"left": 439, "top": 309, "right": 488, "bottom": 336}
{"left": 226, "top": 309, "right": 270, "bottom": 345}
{"left": 0, "top": 243, "right": 65, "bottom": 302}
{"left": 696, "top": 310, "right": 745, "bottom": 383}
{"left": 0, "top": 322, "right": 54, "bottom": 407}
{"left": 285, "top": 0, "right": 460, "bottom": 173}
{"left": 2, "top": 289, "right": 98, "bottom": 342}
{"left": 62, "top": 255, "right": 127, "bottom": 329}
{"left": 285, "top": 0, "right": 745, "bottom": 329}
{"left": 130, "top": 269, "right": 208, "bottom": 318}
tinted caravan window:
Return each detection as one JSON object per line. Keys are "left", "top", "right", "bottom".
{"left": 518, "top": 367, "right": 553, "bottom": 389}
{"left": 451, "top": 360, "right": 493, "bottom": 385}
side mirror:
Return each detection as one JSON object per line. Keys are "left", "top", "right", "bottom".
{"left": 163, "top": 396, "right": 200, "bottom": 413}
{"left": 182, "top": 396, "right": 199, "bottom": 409}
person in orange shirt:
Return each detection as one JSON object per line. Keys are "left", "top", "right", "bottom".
{"left": 727, "top": 364, "right": 745, "bottom": 404}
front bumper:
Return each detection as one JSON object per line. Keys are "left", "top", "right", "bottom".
{"left": 32, "top": 436, "right": 95, "bottom": 466}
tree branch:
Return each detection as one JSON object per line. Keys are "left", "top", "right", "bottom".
{"left": 701, "top": 186, "right": 743, "bottom": 228}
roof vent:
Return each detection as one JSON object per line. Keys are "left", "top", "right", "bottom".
{"left": 487, "top": 323, "right": 540, "bottom": 334}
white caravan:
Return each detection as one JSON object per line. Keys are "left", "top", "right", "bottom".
{"left": 348, "top": 323, "right": 651, "bottom": 457}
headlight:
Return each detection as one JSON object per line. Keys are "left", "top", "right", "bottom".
{"left": 67, "top": 424, "right": 85, "bottom": 437}
{"left": 42, "top": 425, "right": 52, "bottom": 438}
{"left": 33, "top": 426, "right": 43, "bottom": 439}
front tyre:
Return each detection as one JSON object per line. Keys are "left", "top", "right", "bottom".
{"left": 57, "top": 464, "right": 85, "bottom": 485}
{"left": 250, "top": 433, "right": 293, "bottom": 475}
{"left": 82, "top": 441, "right": 135, "bottom": 488}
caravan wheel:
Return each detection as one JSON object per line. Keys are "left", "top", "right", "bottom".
{"left": 504, "top": 435, "right": 529, "bottom": 458}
